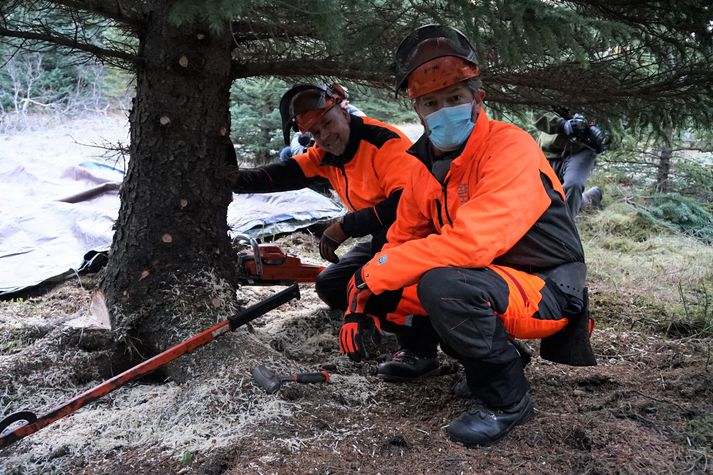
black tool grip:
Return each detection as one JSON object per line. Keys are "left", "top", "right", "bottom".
{"left": 291, "top": 371, "right": 329, "bottom": 384}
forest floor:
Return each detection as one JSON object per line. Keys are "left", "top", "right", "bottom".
{"left": 1, "top": 115, "right": 712, "bottom": 474}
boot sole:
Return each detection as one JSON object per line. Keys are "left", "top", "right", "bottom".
{"left": 377, "top": 367, "right": 441, "bottom": 383}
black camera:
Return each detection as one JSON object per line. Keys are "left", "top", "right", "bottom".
{"left": 584, "top": 124, "right": 610, "bottom": 153}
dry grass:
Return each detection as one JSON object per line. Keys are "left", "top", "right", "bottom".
{"left": 579, "top": 203, "right": 713, "bottom": 337}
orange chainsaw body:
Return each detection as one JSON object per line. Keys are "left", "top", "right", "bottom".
{"left": 238, "top": 244, "right": 324, "bottom": 285}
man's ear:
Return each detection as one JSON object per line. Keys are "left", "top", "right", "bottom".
{"left": 471, "top": 89, "right": 487, "bottom": 121}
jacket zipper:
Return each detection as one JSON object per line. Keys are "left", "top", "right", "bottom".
{"left": 442, "top": 177, "right": 453, "bottom": 225}
{"left": 434, "top": 199, "right": 444, "bottom": 227}
{"left": 338, "top": 165, "right": 357, "bottom": 211}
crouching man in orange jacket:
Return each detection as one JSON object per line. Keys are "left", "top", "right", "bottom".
{"left": 339, "top": 25, "right": 596, "bottom": 448}
{"left": 231, "top": 83, "right": 427, "bottom": 313}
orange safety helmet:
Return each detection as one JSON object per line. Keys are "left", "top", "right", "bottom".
{"left": 279, "top": 84, "right": 344, "bottom": 144}
{"left": 394, "top": 24, "right": 480, "bottom": 99}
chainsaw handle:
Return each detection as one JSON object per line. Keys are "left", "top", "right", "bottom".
{"left": 233, "top": 233, "right": 262, "bottom": 277}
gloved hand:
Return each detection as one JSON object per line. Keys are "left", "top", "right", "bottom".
{"left": 339, "top": 270, "right": 381, "bottom": 361}
{"left": 346, "top": 269, "right": 372, "bottom": 314}
{"left": 585, "top": 124, "right": 610, "bottom": 153}
{"left": 319, "top": 221, "right": 348, "bottom": 263}
{"left": 560, "top": 114, "right": 588, "bottom": 140}
{"left": 339, "top": 313, "right": 381, "bottom": 362}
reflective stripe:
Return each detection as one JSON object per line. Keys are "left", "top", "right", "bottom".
{"left": 489, "top": 265, "right": 568, "bottom": 339}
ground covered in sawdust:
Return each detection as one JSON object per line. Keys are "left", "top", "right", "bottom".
{"left": 1, "top": 232, "right": 712, "bottom": 475}
{"left": 1, "top": 116, "right": 712, "bottom": 474}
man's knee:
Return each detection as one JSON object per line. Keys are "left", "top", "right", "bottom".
{"left": 418, "top": 268, "right": 448, "bottom": 306}
{"left": 418, "top": 267, "right": 501, "bottom": 310}
{"left": 315, "top": 268, "right": 347, "bottom": 310}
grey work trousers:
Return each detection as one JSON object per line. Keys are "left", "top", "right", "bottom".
{"left": 548, "top": 148, "right": 597, "bottom": 217}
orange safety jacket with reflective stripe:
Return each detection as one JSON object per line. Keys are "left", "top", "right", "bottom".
{"left": 361, "top": 110, "right": 584, "bottom": 295}
{"left": 294, "top": 116, "right": 413, "bottom": 209}
{"left": 235, "top": 115, "right": 426, "bottom": 239}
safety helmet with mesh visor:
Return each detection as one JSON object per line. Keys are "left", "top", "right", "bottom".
{"left": 279, "top": 84, "right": 342, "bottom": 144}
{"left": 395, "top": 24, "right": 479, "bottom": 98}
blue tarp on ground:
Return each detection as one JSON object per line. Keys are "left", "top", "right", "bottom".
{"left": 0, "top": 154, "right": 343, "bottom": 296}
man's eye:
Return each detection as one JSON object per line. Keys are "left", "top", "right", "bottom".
{"left": 450, "top": 95, "right": 462, "bottom": 103}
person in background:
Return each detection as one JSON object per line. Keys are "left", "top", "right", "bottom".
{"left": 535, "top": 110, "right": 610, "bottom": 217}
{"left": 279, "top": 131, "right": 314, "bottom": 161}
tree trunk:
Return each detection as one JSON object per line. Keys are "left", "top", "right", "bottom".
{"left": 656, "top": 129, "right": 673, "bottom": 193}
{"left": 100, "top": 6, "right": 238, "bottom": 380}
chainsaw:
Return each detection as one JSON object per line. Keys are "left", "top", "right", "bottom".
{"left": 234, "top": 233, "right": 324, "bottom": 285}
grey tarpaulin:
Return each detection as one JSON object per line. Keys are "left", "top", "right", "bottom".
{"left": 0, "top": 152, "right": 343, "bottom": 296}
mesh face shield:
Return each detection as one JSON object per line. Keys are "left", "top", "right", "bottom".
{"left": 394, "top": 24, "right": 479, "bottom": 97}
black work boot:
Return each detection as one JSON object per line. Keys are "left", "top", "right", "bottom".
{"left": 453, "top": 340, "right": 532, "bottom": 399}
{"left": 581, "top": 186, "right": 603, "bottom": 209}
{"left": 446, "top": 392, "right": 534, "bottom": 447}
{"left": 377, "top": 349, "right": 440, "bottom": 382}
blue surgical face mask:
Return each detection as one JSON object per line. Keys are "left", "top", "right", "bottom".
{"left": 424, "top": 102, "right": 475, "bottom": 152}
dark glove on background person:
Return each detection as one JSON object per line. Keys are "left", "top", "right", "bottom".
{"left": 560, "top": 113, "right": 588, "bottom": 140}
{"left": 226, "top": 165, "right": 240, "bottom": 187}
{"left": 319, "top": 221, "right": 348, "bottom": 263}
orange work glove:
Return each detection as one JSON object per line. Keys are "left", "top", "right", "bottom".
{"left": 339, "top": 313, "right": 381, "bottom": 362}
{"left": 319, "top": 221, "right": 348, "bottom": 264}
{"left": 339, "top": 270, "right": 381, "bottom": 361}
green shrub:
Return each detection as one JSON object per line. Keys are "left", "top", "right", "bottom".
{"left": 644, "top": 193, "right": 713, "bottom": 244}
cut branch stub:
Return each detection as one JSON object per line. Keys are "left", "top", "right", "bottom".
{"left": 179, "top": 199, "right": 188, "bottom": 209}
{"left": 162, "top": 234, "right": 173, "bottom": 244}
{"left": 159, "top": 115, "right": 171, "bottom": 126}
{"left": 178, "top": 55, "right": 189, "bottom": 68}
{"left": 219, "top": 127, "right": 227, "bottom": 136}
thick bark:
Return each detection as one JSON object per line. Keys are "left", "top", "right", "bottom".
{"left": 100, "top": 4, "right": 238, "bottom": 380}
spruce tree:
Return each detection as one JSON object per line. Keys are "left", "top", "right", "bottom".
{"left": 1, "top": 0, "right": 711, "bottom": 364}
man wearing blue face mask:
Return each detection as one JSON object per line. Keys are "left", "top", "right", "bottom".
{"left": 339, "top": 24, "right": 596, "bottom": 448}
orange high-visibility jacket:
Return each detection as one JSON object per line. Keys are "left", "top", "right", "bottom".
{"left": 361, "top": 111, "right": 584, "bottom": 294}
{"left": 235, "top": 115, "right": 426, "bottom": 238}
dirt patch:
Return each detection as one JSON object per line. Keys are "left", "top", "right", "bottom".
{"left": 1, "top": 235, "right": 712, "bottom": 474}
